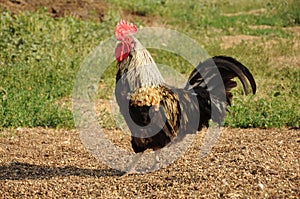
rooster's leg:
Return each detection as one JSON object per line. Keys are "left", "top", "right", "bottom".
{"left": 121, "top": 152, "right": 143, "bottom": 177}
{"left": 149, "top": 150, "right": 161, "bottom": 171}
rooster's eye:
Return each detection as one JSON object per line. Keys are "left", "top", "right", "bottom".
{"left": 124, "top": 37, "right": 133, "bottom": 44}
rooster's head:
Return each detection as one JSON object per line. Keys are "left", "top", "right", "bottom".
{"left": 115, "top": 19, "right": 138, "bottom": 63}
{"left": 114, "top": 19, "right": 165, "bottom": 90}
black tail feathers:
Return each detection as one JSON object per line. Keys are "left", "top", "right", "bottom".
{"left": 185, "top": 56, "right": 256, "bottom": 127}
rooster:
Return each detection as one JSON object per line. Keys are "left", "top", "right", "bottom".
{"left": 114, "top": 20, "right": 256, "bottom": 173}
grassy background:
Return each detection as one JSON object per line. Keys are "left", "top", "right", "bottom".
{"left": 0, "top": 0, "right": 299, "bottom": 129}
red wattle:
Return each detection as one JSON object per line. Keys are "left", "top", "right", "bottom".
{"left": 115, "top": 42, "right": 131, "bottom": 62}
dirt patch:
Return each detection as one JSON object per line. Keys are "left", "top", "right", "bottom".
{"left": 0, "top": 0, "right": 163, "bottom": 25}
{"left": 0, "top": 0, "right": 107, "bottom": 21}
{"left": 222, "top": 8, "right": 267, "bottom": 17}
{"left": 220, "top": 33, "right": 299, "bottom": 69}
{"left": 269, "top": 54, "right": 300, "bottom": 70}
{"left": 249, "top": 25, "right": 273, "bottom": 30}
{"left": 285, "top": 26, "right": 300, "bottom": 37}
{"left": 0, "top": 127, "right": 299, "bottom": 198}
{"left": 220, "top": 35, "right": 260, "bottom": 49}
{"left": 121, "top": 9, "right": 164, "bottom": 26}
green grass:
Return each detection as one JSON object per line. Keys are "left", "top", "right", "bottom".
{"left": 0, "top": 9, "right": 115, "bottom": 128}
{"left": 0, "top": 0, "right": 299, "bottom": 129}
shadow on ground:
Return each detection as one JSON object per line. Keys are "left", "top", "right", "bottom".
{"left": 0, "top": 161, "right": 123, "bottom": 180}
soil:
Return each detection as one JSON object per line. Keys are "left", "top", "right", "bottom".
{"left": 220, "top": 35, "right": 260, "bottom": 49}
{"left": 222, "top": 9, "right": 267, "bottom": 17}
{"left": 0, "top": 0, "right": 107, "bottom": 21}
{"left": 0, "top": 1, "right": 300, "bottom": 198}
{"left": 0, "top": 127, "right": 299, "bottom": 198}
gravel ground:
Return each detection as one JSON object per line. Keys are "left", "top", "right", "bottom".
{"left": 0, "top": 127, "right": 299, "bottom": 198}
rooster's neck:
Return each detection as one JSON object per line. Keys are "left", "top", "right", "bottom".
{"left": 118, "top": 40, "right": 165, "bottom": 91}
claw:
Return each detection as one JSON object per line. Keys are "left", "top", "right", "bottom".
{"left": 120, "top": 169, "right": 144, "bottom": 178}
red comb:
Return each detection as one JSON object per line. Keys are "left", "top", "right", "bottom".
{"left": 115, "top": 19, "right": 138, "bottom": 40}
